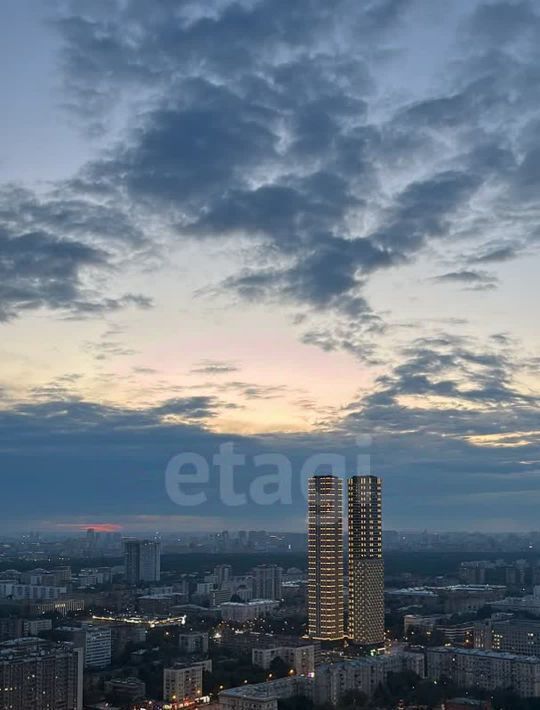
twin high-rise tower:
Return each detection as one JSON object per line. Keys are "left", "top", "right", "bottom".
{"left": 308, "top": 475, "right": 344, "bottom": 641}
{"left": 307, "top": 474, "right": 384, "bottom": 647}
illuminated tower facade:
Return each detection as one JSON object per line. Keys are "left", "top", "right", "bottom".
{"left": 348, "top": 475, "right": 384, "bottom": 647}
{"left": 308, "top": 475, "right": 344, "bottom": 640}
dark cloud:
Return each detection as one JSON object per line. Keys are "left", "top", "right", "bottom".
{"left": 341, "top": 335, "right": 540, "bottom": 524}
{"left": 470, "top": 246, "right": 519, "bottom": 263}
{"left": 0, "top": 226, "right": 106, "bottom": 321}
{"left": 433, "top": 269, "right": 499, "bottom": 291}
{"left": 151, "top": 396, "right": 225, "bottom": 419}
{"left": 36, "top": 0, "right": 538, "bottom": 336}
{"left": 0, "top": 187, "right": 151, "bottom": 321}
{"left": 191, "top": 360, "right": 240, "bottom": 375}
{"left": 466, "top": 0, "right": 540, "bottom": 47}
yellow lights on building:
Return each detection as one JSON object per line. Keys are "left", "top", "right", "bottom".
{"left": 307, "top": 473, "right": 385, "bottom": 648}
{"left": 307, "top": 475, "right": 345, "bottom": 641}
{"left": 348, "top": 475, "right": 385, "bottom": 647}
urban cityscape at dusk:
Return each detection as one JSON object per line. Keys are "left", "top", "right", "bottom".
{"left": 1, "top": 0, "right": 540, "bottom": 708}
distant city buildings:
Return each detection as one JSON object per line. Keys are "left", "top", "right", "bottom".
{"left": 307, "top": 475, "right": 344, "bottom": 640}
{"left": 348, "top": 475, "right": 384, "bottom": 648}
{"left": 123, "top": 539, "right": 161, "bottom": 584}
{"left": 460, "top": 558, "right": 540, "bottom": 590}
{"left": 492, "top": 585, "right": 540, "bottom": 616}
{"left": 386, "top": 584, "right": 506, "bottom": 614}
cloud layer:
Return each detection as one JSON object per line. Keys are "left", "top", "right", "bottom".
{"left": 0, "top": 0, "right": 539, "bottom": 529}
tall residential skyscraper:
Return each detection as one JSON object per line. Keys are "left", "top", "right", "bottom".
{"left": 348, "top": 475, "right": 384, "bottom": 648}
{"left": 308, "top": 475, "right": 344, "bottom": 641}
{"left": 123, "top": 539, "right": 161, "bottom": 585}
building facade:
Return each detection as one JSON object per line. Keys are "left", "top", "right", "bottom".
{"left": 0, "top": 638, "right": 83, "bottom": 710}
{"left": 58, "top": 624, "right": 112, "bottom": 669}
{"left": 163, "top": 663, "right": 204, "bottom": 704}
{"left": 178, "top": 631, "right": 209, "bottom": 655}
{"left": 474, "top": 618, "right": 540, "bottom": 656}
{"left": 252, "top": 565, "right": 283, "bottom": 601}
{"left": 347, "top": 475, "right": 384, "bottom": 647}
{"left": 252, "top": 643, "right": 315, "bottom": 675}
{"left": 220, "top": 600, "right": 279, "bottom": 622}
{"left": 308, "top": 475, "right": 344, "bottom": 641}
{"left": 219, "top": 676, "right": 309, "bottom": 710}
{"left": 426, "top": 647, "right": 540, "bottom": 697}
{"left": 314, "top": 652, "right": 425, "bottom": 705}
{"left": 123, "top": 539, "right": 161, "bottom": 584}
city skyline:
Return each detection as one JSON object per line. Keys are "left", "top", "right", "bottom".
{"left": 1, "top": 0, "right": 540, "bottom": 533}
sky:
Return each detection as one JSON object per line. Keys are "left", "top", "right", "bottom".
{"left": 0, "top": 0, "right": 539, "bottom": 534}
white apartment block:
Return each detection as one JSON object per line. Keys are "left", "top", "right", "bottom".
{"left": 474, "top": 619, "right": 540, "bottom": 656}
{"left": 163, "top": 663, "right": 204, "bottom": 704}
{"left": 84, "top": 626, "right": 112, "bottom": 669}
{"left": 252, "top": 644, "right": 315, "bottom": 675}
{"left": 0, "top": 582, "right": 67, "bottom": 600}
{"left": 58, "top": 625, "right": 111, "bottom": 669}
{"left": 220, "top": 600, "right": 279, "bottom": 623}
{"left": 314, "top": 652, "right": 425, "bottom": 705}
{"left": 219, "top": 677, "right": 307, "bottom": 710}
{"left": 426, "top": 647, "right": 540, "bottom": 697}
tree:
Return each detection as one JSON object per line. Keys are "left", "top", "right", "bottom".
{"left": 269, "top": 656, "right": 291, "bottom": 679}
{"left": 414, "top": 680, "right": 444, "bottom": 708}
{"left": 338, "top": 689, "right": 368, "bottom": 709}
{"left": 278, "top": 696, "right": 314, "bottom": 710}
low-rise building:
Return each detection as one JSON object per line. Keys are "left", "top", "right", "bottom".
{"left": 493, "top": 586, "right": 540, "bottom": 617}
{"left": 220, "top": 600, "right": 279, "bottom": 622}
{"left": 443, "top": 699, "right": 492, "bottom": 710}
{"left": 22, "top": 618, "right": 53, "bottom": 636}
{"left": 387, "top": 585, "right": 506, "bottom": 614}
{"left": 178, "top": 631, "right": 209, "bottom": 655}
{"left": 0, "top": 582, "right": 67, "bottom": 600}
{"left": 426, "top": 646, "right": 540, "bottom": 697}
{"left": 314, "top": 652, "right": 425, "bottom": 705}
{"left": 0, "top": 618, "right": 23, "bottom": 642}
{"left": 405, "top": 614, "right": 474, "bottom": 644}
{"left": 104, "top": 676, "right": 146, "bottom": 702}
{"left": 252, "top": 643, "right": 315, "bottom": 675}
{"left": 163, "top": 662, "right": 205, "bottom": 704}
{"left": 219, "top": 676, "right": 308, "bottom": 710}
{"left": 474, "top": 618, "right": 540, "bottom": 656}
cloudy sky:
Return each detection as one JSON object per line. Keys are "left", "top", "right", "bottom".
{"left": 0, "top": 0, "right": 539, "bottom": 534}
